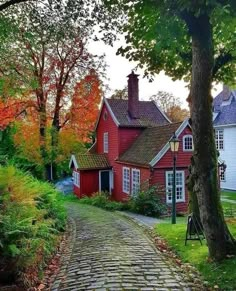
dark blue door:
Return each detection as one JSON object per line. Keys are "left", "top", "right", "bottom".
{"left": 101, "top": 171, "right": 110, "bottom": 193}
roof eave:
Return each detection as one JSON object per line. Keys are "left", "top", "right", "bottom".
{"left": 94, "top": 98, "right": 120, "bottom": 131}
{"left": 152, "top": 100, "right": 171, "bottom": 124}
{"left": 149, "top": 118, "right": 191, "bottom": 167}
{"left": 115, "top": 160, "right": 150, "bottom": 168}
{"left": 69, "top": 154, "right": 79, "bottom": 170}
{"left": 214, "top": 123, "right": 236, "bottom": 127}
{"left": 78, "top": 166, "right": 112, "bottom": 171}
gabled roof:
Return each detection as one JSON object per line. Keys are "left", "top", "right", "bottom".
{"left": 118, "top": 120, "right": 190, "bottom": 167}
{"left": 69, "top": 154, "right": 110, "bottom": 170}
{"left": 106, "top": 99, "right": 170, "bottom": 127}
{"left": 213, "top": 90, "right": 236, "bottom": 126}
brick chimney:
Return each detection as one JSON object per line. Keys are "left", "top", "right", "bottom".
{"left": 222, "top": 84, "right": 231, "bottom": 101}
{"left": 127, "top": 71, "right": 139, "bottom": 119}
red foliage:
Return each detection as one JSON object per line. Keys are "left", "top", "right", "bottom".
{"left": 0, "top": 99, "right": 33, "bottom": 130}
{"left": 70, "top": 70, "right": 102, "bottom": 141}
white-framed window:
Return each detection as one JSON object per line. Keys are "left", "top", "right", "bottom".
{"left": 183, "top": 135, "right": 193, "bottom": 151}
{"left": 219, "top": 166, "right": 226, "bottom": 181}
{"left": 103, "top": 132, "right": 108, "bottom": 153}
{"left": 166, "top": 171, "right": 185, "bottom": 203}
{"left": 122, "top": 167, "right": 130, "bottom": 194}
{"left": 132, "top": 169, "right": 140, "bottom": 196}
{"left": 215, "top": 129, "right": 224, "bottom": 150}
{"left": 73, "top": 171, "right": 80, "bottom": 187}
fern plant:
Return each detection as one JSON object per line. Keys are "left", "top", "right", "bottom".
{"left": 0, "top": 165, "right": 66, "bottom": 287}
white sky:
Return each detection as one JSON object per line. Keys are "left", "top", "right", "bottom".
{"left": 88, "top": 40, "right": 222, "bottom": 109}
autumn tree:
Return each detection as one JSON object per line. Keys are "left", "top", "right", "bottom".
{"left": 0, "top": 0, "right": 105, "bottom": 179}
{"left": 104, "top": 0, "right": 236, "bottom": 260}
{"left": 149, "top": 91, "right": 189, "bottom": 122}
{"left": 70, "top": 70, "right": 102, "bottom": 142}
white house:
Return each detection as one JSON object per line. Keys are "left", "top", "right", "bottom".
{"left": 213, "top": 86, "right": 236, "bottom": 190}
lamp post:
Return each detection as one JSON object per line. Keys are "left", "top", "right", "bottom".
{"left": 169, "top": 133, "right": 180, "bottom": 224}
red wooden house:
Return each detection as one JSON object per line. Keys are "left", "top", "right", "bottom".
{"left": 69, "top": 72, "right": 193, "bottom": 213}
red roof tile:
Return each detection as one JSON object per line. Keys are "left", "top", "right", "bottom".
{"left": 118, "top": 122, "right": 182, "bottom": 166}
{"left": 76, "top": 154, "right": 110, "bottom": 170}
{"left": 107, "top": 99, "right": 169, "bottom": 127}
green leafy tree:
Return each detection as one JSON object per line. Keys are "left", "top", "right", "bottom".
{"left": 110, "top": 86, "right": 128, "bottom": 99}
{"left": 0, "top": 0, "right": 30, "bottom": 11}
{"left": 106, "top": 0, "right": 236, "bottom": 261}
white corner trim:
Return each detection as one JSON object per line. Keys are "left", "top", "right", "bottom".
{"left": 152, "top": 101, "right": 172, "bottom": 123}
{"left": 104, "top": 98, "right": 120, "bottom": 126}
{"left": 149, "top": 118, "right": 190, "bottom": 167}
{"left": 69, "top": 155, "right": 79, "bottom": 170}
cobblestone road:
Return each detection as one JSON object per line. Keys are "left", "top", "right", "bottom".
{"left": 53, "top": 203, "right": 201, "bottom": 291}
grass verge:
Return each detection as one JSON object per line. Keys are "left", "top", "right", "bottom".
{"left": 221, "top": 190, "right": 236, "bottom": 201}
{"left": 155, "top": 218, "right": 236, "bottom": 290}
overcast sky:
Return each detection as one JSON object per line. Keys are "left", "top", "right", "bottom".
{"left": 88, "top": 40, "right": 222, "bottom": 109}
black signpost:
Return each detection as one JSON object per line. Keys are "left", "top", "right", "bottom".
{"left": 185, "top": 214, "right": 205, "bottom": 245}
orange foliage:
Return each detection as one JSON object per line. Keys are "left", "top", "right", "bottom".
{"left": 70, "top": 70, "right": 102, "bottom": 141}
{"left": 13, "top": 120, "right": 42, "bottom": 164}
{"left": 0, "top": 99, "right": 32, "bottom": 130}
{"left": 56, "top": 128, "right": 86, "bottom": 163}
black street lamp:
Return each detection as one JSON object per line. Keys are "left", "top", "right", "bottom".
{"left": 169, "top": 133, "right": 180, "bottom": 224}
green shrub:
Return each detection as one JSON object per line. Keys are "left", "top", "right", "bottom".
{"left": 128, "top": 186, "right": 167, "bottom": 217}
{"left": 0, "top": 165, "right": 66, "bottom": 287}
{"left": 79, "top": 192, "right": 124, "bottom": 211}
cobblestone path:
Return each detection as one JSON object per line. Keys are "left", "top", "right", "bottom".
{"left": 53, "top": 203, "right": 200, "bottom": 291}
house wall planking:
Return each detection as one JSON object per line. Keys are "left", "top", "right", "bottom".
{"left": 217, "top": 125, "right": 236, "bottom": 190}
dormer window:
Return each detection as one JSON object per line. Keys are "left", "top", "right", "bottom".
{"left": 183, "top": 135, "right": 193, "bottom": 151}
{"left": 103, "top": 132, "right": 108, "bottom": 153}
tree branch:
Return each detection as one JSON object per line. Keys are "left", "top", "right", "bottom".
{"left": 213, "top": 51, "right": 235, "bottom": 77}
{"left": 0, "top": 0, "right": 32, "bottom": 11}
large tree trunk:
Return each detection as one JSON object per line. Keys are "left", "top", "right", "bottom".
{"left": 187, "top": 13, "right": 236, "bottom": 261}
{"left": 37, "top": 87, "right": 50, "bottom": 181}
{"left": 39, "top": 102, "right": 49, "bottom": 180}
{"left": 50, "top": 91, "right": 62, "bottom": 181}
{"left": 187, "top": 156, "right": 201, "bottom": 220}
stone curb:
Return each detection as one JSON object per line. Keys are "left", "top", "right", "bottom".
{"left": 50, "top": 217, "right": 76, "bottom": 291}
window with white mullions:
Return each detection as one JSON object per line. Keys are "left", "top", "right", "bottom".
{"left": 183, "top": 135, "right": 193, "bottom": 151}
{"left": 166, "top": 171, "right": 185, "bottom": 203}
{"left": 103, "top": 132, "right": 108, "bottom": 153}
{"left": 215, "top": 129, "right": 224, "bottom": 150}
{"left": 73, "top": 171, "right": 80, "bottom": 187}
{"left": 132, "top": 169, "right": 140, "bottom": 196}
{"left": 219, "top": 165, "right": 226, "bottom": 181}
{"left": 122, "top": 167, "right": 130, "bottom": 194}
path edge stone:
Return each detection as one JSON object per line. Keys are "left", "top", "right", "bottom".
{"left": 50, "top": 216, "right": 76, "bottom": 291}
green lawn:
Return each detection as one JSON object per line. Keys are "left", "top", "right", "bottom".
{"left": 222, "top": 201, "right": 236, "bottom": 217}
{"left": 221, "top": 190, "right": 236, "bottom": 217}
{"left": 155, "top": 220, "right": 236, "bottom": 290}
{"left": 221, "top": 190, "right": 236, "bottom": 201}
